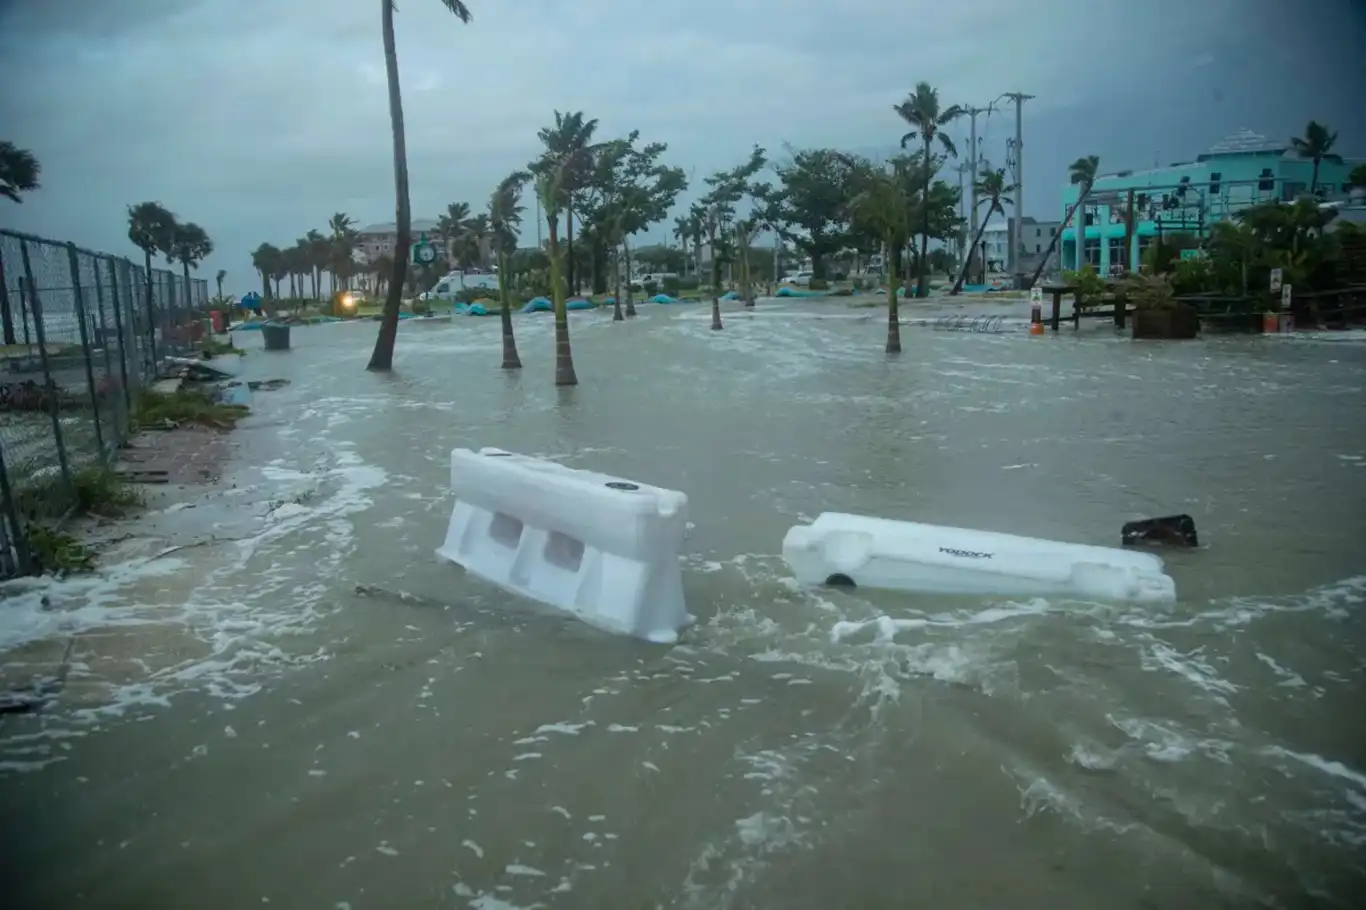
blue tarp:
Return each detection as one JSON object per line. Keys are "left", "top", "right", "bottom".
{"left": 776, "top": 287, "right": 821, "bottom": 298}
{"left": 721, "top": 290, "right": 740, "bottom": 300}
{"left": 566, "top": 298, "right": 595, "bottom": 311}
{"left": 521, "top": 297, "right": 552, "bottom": 313}
{"left": 651, "top": 293, "right": 678, "bottom": 304}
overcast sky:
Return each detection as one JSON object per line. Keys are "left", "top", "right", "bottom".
{"left": 1, "top": 0, "right": 1363, "bottom": 293}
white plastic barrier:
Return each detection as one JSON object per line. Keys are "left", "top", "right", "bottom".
{"left": 436, "top": 448, "right": 692, "bottom": 642}
{"left": 782, "top": 512, "right": 1176, "bottom": 605}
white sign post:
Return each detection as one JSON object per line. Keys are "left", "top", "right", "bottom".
{"left": 1270, "top": 268, "right": 1283, "bottom": 293}
{"left": 1281, "top": 284, "right": 1292, "bottom": 308}
{"left": 1029, "top": 287, "right": 1042, "bottom": 304}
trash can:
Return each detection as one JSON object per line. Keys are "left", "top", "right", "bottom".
{"left": 261, "top": 322, "right": 291, "bottom": 351}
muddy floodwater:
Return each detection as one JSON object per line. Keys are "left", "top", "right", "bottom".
{"left": 3, "top": 299, "right": 1365, "bottom": 909}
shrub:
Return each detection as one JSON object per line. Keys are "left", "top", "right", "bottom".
{"left": 1061, "top": 264, "right": 1106, "bottom": 302}
{"left": 851, "top": 276, "right": 866, "bottom": 291}
{"left": 661, "top": 275, "right": 681, "bottom": 297}
{"left": 808, "top": 277, "right": 829, "bottom": 291}
{"left": 410, "top": 298, "right": 430, "bottom": 315}
{"left": 678, "top": 274, "right": 700, "bottom": 291}
{"left": 643, "top": 279, "right": 659, "bottom": 296}
{"left": 135, "top": 388, "right": 248, "bottom": 430}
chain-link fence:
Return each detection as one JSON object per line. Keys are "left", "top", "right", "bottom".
{"left": 0, "top": 227, "right": 210, "bottom": 578}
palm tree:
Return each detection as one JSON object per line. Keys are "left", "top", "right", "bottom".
{"left": 848, "top": 158, "right": 914, "bottom": 353}
{"left": 535, "top": 110, "right": 599, "bottom": 294}
{"left": 489, "top": 170, "right": 530, "bottom": 370}
{"left": 464, "top": 214, "right": 490, "bottom": 269}
{"left": 368, "top": 0, "right": 473, "bottom": 373}
{"left": 0, "top": 141, "right": 40, "bottom": 203}
{"left": 673, "top": 215, "right": 691, "bottom": 274}
{"left": 215, "top": 268, "right": 226, "bottom": 299}
{"left": 328, "top": 213, "right": 358, "bottom": 291}
{"left": 436, "top": 201, "right": 471, "bottom": 266}
{"left": 894, "top": 82, "right": 963, "bottom": 298}
{"left": 169, "top": 222, "right": 213, "bottom": 316}
{"left": 127, "top": 201, "right": 178, "bottom": 352}
{"left": 951, "top": 167, "right": 1016, "bottom": 294}
{"left": 1290, "top": 120, "right": 1342, "bottom": 196}
{"left": 1028, "top": 155, "right": 1099, "bottom": 288}
{"left": 538, "top": 165, "right": 577, "bottom": 387}
{"left": 251, "top": 243, "right": 282, "bottom": 299}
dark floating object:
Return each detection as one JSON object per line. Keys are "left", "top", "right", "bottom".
{"left": 1122, "top": 514, "right": 1199, "bottom": 548}
{"left": 606, "top": 481, "right": 640, "bottom": 491}
{"left": 825, "top": 573, "right": 856, "bottom": 587}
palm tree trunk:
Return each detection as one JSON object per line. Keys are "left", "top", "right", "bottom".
{"left": 367, "top": 0, "right": 410, "bottom": 372}
{"left": 142, "top": 250, "right": 158, "bottom": 355}
{"left": 886, "top": 243, "right": 902, "bottom": 353}
{"left": 612, "top": 246, "right": 624, "bottom": 322}
{"left": 496, "top": 252, "right": 521, "bottom": 369}
{"left": 1310, "top": 159, "right": 1320, "bottom": 196}
{"left": 918, "top": 139, "right": 932, "bottom": 298}
{"left": 708, "top": 225, "right": 723, "bottom": 331}
{"left": 1027, "top": 191, "right": 1088, "bottom": 288}
{"left": 548, "top": 224, "right": 577, "bottom": 387}
{"left": 623, "top": 237, "right": 637, "bottom": 317}
{"left": 566, "top": 207, "right": 576, "bottom": 294}
{"left": 951, "top": 205, "right": 997, "bottom": 294}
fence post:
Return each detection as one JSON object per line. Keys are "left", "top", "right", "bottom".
{"left": 106, "top": 257, "right": 133, "bottom": 419}
{"left": 67, "top": 242, "right": 106, "bottom": 457}
{"left": 144, "top": 263, "right": 158, "bottom": 374}
{"left": 18, "top": 239, "right": 73, "bottom": 492}
{"left": 0, "top": 441, "right": 31, "bottom": 575}
{"left": 90, "top": 255, "right": 122, "bottom": 452}
{"left": 18, "top": 274, "right": 31, "bottom": 346}
{"left": 0, "top": 252, "right": 14, "bottom": 347}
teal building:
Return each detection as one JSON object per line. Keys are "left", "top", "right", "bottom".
{"left": 1060, "top": 128, "right": 1362, "bottom": 273}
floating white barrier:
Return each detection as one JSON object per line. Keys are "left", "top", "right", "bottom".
{"left": 436, "top": 448, "right": 691, "bottom": 643}
{"left": 782, "top": 512, "right": 1176, "bottom": 604}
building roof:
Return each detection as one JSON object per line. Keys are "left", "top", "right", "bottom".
{"left": 358, "top": 219, "right": 441, "bottom": 235}
{"left": 1200, "top": 128, "right": 1287, "bottom": 158}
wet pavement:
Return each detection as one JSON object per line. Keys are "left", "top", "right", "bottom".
{"left": 2, "top": 297, "right": 1365, "bottom": 909}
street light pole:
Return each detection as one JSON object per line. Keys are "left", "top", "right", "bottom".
{"left": 1004, "top": 92, "right": 1034, "bottom": 278}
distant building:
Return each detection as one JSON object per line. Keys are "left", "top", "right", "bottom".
{"left": 980, "top": 216, "right": 1062, "bottom": 274}
{"left": 357, "top": 219, "right": 441, "bottom": 263}
{"left": 1060, "top": 128, "right": 1363, "bottom": 273}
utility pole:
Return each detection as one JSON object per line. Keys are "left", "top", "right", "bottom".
{"left": 962, "top": 103, "right": 996, "bottom": 264}
{"left": 1003, "top": 92, "right": 1034, "bottom": 278}
{"left": 954, "top": 160, "right": 972, "bottom": 264}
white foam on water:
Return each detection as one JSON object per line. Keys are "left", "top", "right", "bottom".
{"left": 0, "top": 441, "right": 390, "bottom": 750}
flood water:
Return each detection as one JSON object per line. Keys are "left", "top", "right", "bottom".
{"left": 3, "top": 299, "right": 1365, "bottom": 909}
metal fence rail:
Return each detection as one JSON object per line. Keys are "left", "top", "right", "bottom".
{"left": 0, "top": 227, "right": 210, "bottom": 578}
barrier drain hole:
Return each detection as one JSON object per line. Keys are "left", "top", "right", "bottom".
{"left": 825, "top": 573, "right": 856, "bottom": 587}
{"left": 606, "top": 481, "right": 640, "bottom": 491}
{"left": 485, "top": 452, "right": 512, "bottom": 457}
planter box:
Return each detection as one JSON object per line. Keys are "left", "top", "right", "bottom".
{"left": 1132, "top": 307, "right": 1198, "bottom": 339}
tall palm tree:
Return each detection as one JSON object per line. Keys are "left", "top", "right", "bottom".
{"left": 848, "top": 158, "right": 914, "bottom": 353}
{"left": 436, "top": 201, "right": 471, "bottom": 266}
{"left": 894, "top": 82, "right": 963, "bottom": 298}
{"left": 673, "top": 215, "right": 691, "bottom": 274}
{"left": 535, "top": 110, "right": 599, "bottom": 294}
{"left": 538, "top": 165, "right": 577, "bottom": 387}
{"left": 952, "top": 167, "right": 1016, "bottom": 294}
{"left": 1291, "top": 120, "right": 1342, "bottom": 196}
{"left": 251, "top": 243, "right": 282, "bottom": 299}
{"left": 489, "top": 170, "right": 530, "bottom": 370}
{"left": 0, "top": 140, "right": 40, "bottom": 203}
{"left": 328, "top": 212, "right": 358, "bottom": 291}
{"left": 305, "top": 229, "right": 327, "bottom": 298}
{"left": 215, "top": 268, "right": 226, "bottom": 299}
{"left": 170, "top": 222, "right": 213, "bottom": 315}
{"left": 127, "top": 201, "right": 178, "bottom": 351}
{"left": 1028, "top": 155, "right": 1099, "bottom": 288}
{"left": 368, "top": 0, "right": 473, "bottom": 372}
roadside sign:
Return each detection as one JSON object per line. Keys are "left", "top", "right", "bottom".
{"left": 1179, "top": 248, "right": 1204, "bottom": 261}
{"left": 1281, "top": 284, "right": 1292, "bottom": 308}
{"left": 1269, "top": 267, "right": 1283, "bottom": 292}
{"left": 1029, "top": 287, "right": 1042, "bottom": 304}
{"left": 412, "top": 233, "right": 437, "bottom": 265}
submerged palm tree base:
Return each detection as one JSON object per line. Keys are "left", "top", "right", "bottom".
{"left": 555, "top": 362, "right": 578, "bottom": 386}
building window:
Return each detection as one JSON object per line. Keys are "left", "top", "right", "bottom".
{"left": 1108, "top": 237, "right": 1125, "bottom": 269}
{"left": 1050, "top": 227, "right": 1057, "bottom": 235}
{"left": 1258, "top": 168, "right": 1274, "bottom": 192}
{"left": 1083, "top": 238, "right": 1101, "bottom": 266}
{"left": 1209, "top": 172, "right": 1222, "bottom": 194}
{"left": 1035, "top": 243, "right": 1042, "bottom": 253}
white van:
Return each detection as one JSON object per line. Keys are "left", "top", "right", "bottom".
{"left": 423, "top": 271, "right": 500, "bottom": 300}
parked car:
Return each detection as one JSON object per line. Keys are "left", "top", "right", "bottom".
{"left": 781, "top": 271, "right": 814, "bottom": 287}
